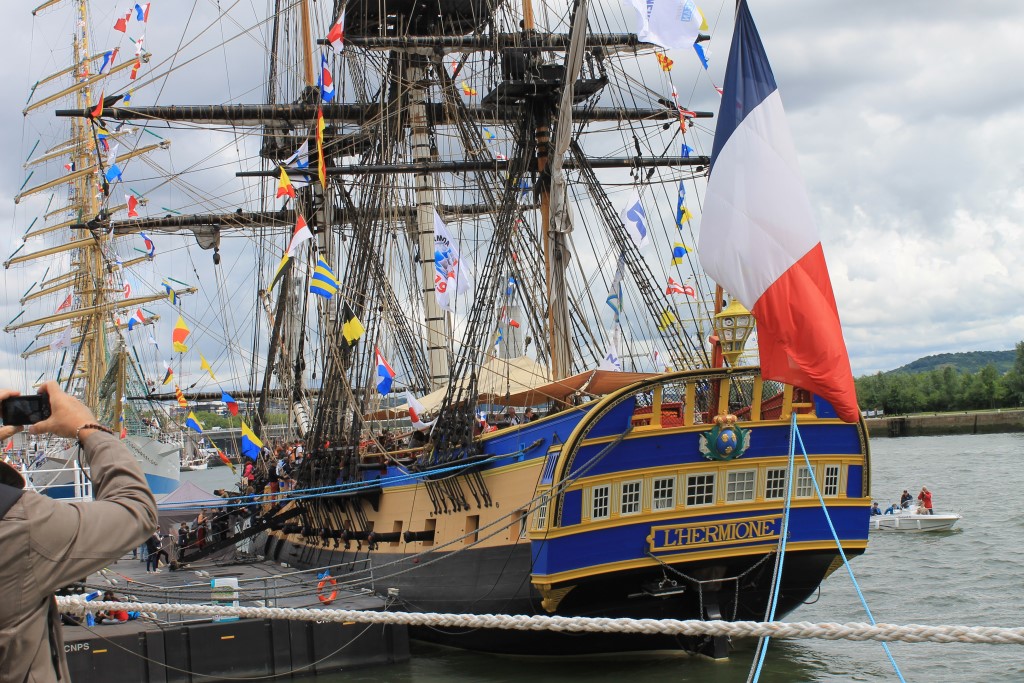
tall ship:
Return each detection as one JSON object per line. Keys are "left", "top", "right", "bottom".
{"left": 7, "top": 0, "right": 181, "bottom": 495}
{"left": 13, "top": 0, "right": 870, "bottom": 656}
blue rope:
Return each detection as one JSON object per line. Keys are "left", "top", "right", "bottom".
{"left": 750, "top": 411, "right": 798, "bottom": 682}
{"left": 793, "top": 422, "right": 906, "bottom": 682}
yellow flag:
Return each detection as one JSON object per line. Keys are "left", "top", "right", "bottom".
{"left": 658, "top": 308, "right": 678, "bottom": 332}
{"left": 316, "top": 107, "right": 327, "bottom": 188}
{"left": 342, "top": 304, "right": 365, "bottom": 346}
{"left": 200, "top": 353, "right": 216, "bottom": 380}
{"left": 677, "top": 205, "right": 693, "bottom": 226}
{"left": 172, "top": 315, "right": 190, "bottom": 353}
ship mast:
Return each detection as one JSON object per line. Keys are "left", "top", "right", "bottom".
{"left": 409, "top": 56, "right": 452, "bottom": 389}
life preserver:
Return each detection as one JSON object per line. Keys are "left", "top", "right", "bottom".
{"left": 317, "top": 575, "right": 338, "bottom": 605}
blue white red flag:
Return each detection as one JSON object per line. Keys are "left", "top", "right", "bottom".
{"left": 135, "top": 3, "right": 150, "bottom": 22}
{"left": 320, "top": 54, "right": 335, "bottom": 102}
{"left": 127, "top": 309, "right": 146, "bottom": 330}
{"left": 140, "top": 231, "right": 155, "bottom": 257}
{"left": 375, "top": 347, "right": 396, "bottom": 395}
{"left": 698, "top": 0, "right": 859, "bottom": 422}
{"left": 99, "top": 48, "right": 118, "bottom": 74}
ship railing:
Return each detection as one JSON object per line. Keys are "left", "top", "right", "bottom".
{"left": 22, "top": 461, "right": 93, "bottom": 502}
{"left": 628, "top": 368, "right": 815, "bottom": 430}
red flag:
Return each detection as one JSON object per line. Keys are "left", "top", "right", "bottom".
{"left": 113, "top": 12, "right": 130, "bottom": 32}
{"left": 127, "top": 194, "right": 139, "bottom": 217}
{"left": 56, "top": 294, "right": 72, "bottom": 313}
{"left": 276, "top": 167, "right": 295, "bottom": 199}
{"left": 218, "top": 450, "right": 237, "bottom": 474}
{"left": 508, "top": 319, "right": 520, "bottom": 328}
{"left": 90, "top": 91, "right": 104, "bottom": 119}
{"left": 326, "top": 9, "right": 345, "bottom": 52}
{"left": 3, "top": 440, "right": 12, "bottom": 452}
{"left": 130, "top": 59, "right": 142, "bottom": 80}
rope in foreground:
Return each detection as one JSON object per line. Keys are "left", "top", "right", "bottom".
{"left": 56, "top": 597, "right": 1024, "bottom": 645}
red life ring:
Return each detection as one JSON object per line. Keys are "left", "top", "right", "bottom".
{"left": 317, "top": 575, "right": 338, "bottom": 605}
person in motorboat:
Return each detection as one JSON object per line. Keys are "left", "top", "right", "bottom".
{"left": 900, "top": 490, "right": 913, "bottom": 508}
{"left": 871, "top": 502, "right": 882, "bottom": 516}
{"left": 884, "top": 503, "right": 901, "bottom": 515}
{"left": 917, "top": 487, "right": 934, "bottom": 514}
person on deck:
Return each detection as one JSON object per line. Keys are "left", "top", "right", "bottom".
{"left": 0, "top": 382, "right": 157, "bottom": 681}
{"left": 870, "top": 502, "right": 882, "bottom": 516}
{"left": 524, "top": 407, "right": 537, "bottom": 422}
{"left": 500, "top": 406, "right": 520, "bottom": 428}
{"left": 917, "top": 487, "right": 934, "bottom": 514}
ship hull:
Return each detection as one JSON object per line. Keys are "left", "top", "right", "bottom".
{"left": 263, "top": 369, "right": 870, "bottom": 656}
{"left": 267, "top": 534, "right": 857, "bottom": 654}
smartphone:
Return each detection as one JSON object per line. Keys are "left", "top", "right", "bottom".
{"left": 1, "top": 395, "right": 52, "bottom": 426}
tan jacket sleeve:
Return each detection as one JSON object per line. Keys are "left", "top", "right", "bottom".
{"left": 24, "top": 431, "right": 158, "bottom": 595}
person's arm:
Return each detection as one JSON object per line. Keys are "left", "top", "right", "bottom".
{"left": 20, "top": 382, "right": 158, "bottom": 595}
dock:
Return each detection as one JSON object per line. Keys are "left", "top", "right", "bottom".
{"left": 62, "top": 558, "right": 409, "bottom": 681}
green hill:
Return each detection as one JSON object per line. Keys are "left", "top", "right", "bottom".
{"left": 892, "top": 350, "right": 1016, "bottom": 375}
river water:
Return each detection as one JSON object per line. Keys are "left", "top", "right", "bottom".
{"left": 187, "top": 432, "right": 1024, "bottom": 681}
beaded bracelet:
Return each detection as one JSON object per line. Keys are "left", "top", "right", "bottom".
{"left": 75, "top": 423, "right": 115, "bottom": 443}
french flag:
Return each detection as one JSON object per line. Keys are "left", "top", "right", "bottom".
{"left": 375, "top": 347, "right": 396, "bottom": 395}
{"left": 127, "top": 309, "right": 146, "bottom": 330}
{"left": 698, "top": 0, "right": 859, "bottom": 423}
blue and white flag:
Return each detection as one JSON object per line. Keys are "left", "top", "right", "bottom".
{"left": 698, "top": 0, "right": 858, "bottom": 423}
{"left": 619, "top": 190, "right": 650, "bottom": 248}
{"left": 285, "top": 141, "right": 311, "bottom": 186}
{"left": 605, "top": 255, "right": 625, "bottom": 322}
{"left": 625, "top": 0, "right": 704, "bottom": 50}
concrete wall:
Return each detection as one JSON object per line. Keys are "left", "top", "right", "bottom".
{"left": 865, "top": 409, "right": 1024, "bottom": 438}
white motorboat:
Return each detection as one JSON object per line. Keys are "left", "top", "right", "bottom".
{"left": 870, "top": 505, "right": 962, "bottom": 532}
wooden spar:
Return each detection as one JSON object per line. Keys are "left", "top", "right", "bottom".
{"left": 5, "top": 288, "right": 195, "bottom": 333}
{"left": 28, "top": 129, "right": 137, "bottom": 168}
{"left": 299, "top": 0, "right": 316, "bottom": 88}
{"left": 24, "top": 203, "right": 128, "bottom": 240}
{"left": 23, "top": 54, "right": 149, "bottom": 114}
{"left": 13, "top": 142, "right": 168, "bottom": 204}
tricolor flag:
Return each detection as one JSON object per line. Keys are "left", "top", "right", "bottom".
{"left": 319, "top": 54, "right": 335, "bottom": 103}
{"left": 698, "top": 0, "right": 858, "bottom": 422}
{"left": 64, "top": 161, "right": 76, "bottom": 172}
{"left": 127, "top": 308, "right": 146, "bottom": 330}
{"left": 119, "top": 414, "right": 127, "bottom": 439}
{"left": 134, "top": 2, "right": 150, "bottom": 22}
{"left": 200, "top": 353, "right": 216, "bottom": 380}
{"left": 375, "top": 347, "right": 396, "bottom": 395}
{"left": 309, "top": 258, "right": 339, "bottom": 299}
{"left": 341, "top": 304, "right": 365, "bottom": 346}
{"left": 185, "top": 411, "right": 203, "bottom": 433}
{"left": 404, "top": 391, "right": 434, "bottom": 432}
{"left": 240, "top": 421, "right": 263, "bottom": 461}
{"left": 99, "top": 48, "right": 118, "bottom": 75}
{"left": 127, "top": 194, "right": 139, "bottom": 217}
{"left": 626, "top": 0, "right": 706, "bottom": 50}
{"left": 172, "top": 315, "right": 190, "bottom": 352}
{"left": 276, "top": 167, "right": 295, "bottom": 199}
{"left": 221, "top": 390, "right": 239, "bottom": 416}
{"left": 174, "top": 385, "right": 188, "bottom": 408}
{"left": 97, "top": 127, "right": 110, "bottom": 151}
{"left": 162, "top": 362, "right": 174, "bottom": 385}
{"left": 56, "top": 294, "right": 73, "bottom": 313}
{"left": 619, "top": 191, "right": 650, "bottom": 248}
{"left": 140, "top": 231, "right": 155, "bottom": 257}
{"left": 327, "top": 9, "right": 345, "bottom": 52}
{"left": 671, "top": 242, "right": 689, "bottom": 265}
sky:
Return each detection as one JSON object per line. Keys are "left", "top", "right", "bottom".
{"left": 0, "top": 0, "right": 1022, "bottom": 395}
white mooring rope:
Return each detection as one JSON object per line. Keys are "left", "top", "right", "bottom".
{"left": 55, "top": 597, "right": 1024, "bottom": 645}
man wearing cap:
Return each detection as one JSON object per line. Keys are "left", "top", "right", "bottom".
{"left": 0, "top": 382, "right": 157, "bottom": 681}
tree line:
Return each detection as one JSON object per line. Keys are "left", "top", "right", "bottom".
{"left": 856, "top": 342, "right": 1024, "bottom": 415}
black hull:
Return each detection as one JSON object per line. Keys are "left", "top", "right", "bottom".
{"left": 265, "top": 535, "right": 860, "bottom": 655}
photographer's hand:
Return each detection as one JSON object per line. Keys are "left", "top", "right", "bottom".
{"left": 28, "top": 381, "right": 97, "bottom": 439}
{"left": 0, "top": 389, "right": 24, "bottom": 442}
